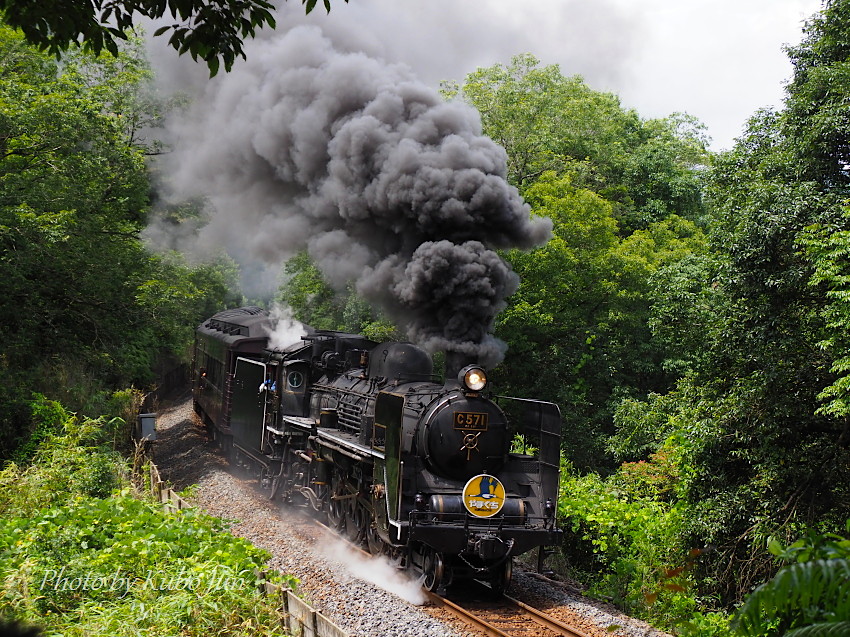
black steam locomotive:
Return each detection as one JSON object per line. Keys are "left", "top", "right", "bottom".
{"left": 192, "top": 306, "right": 562, "bottom": 592}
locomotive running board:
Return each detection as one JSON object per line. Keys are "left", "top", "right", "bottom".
{"left": 316, "top": 428, "right": 384, "bottom": 460}
{"left": 275, "top": 415, "right": 315, "bottom": 432}
{"left": 269, "top": 414, "right": 384, "bottom": 461}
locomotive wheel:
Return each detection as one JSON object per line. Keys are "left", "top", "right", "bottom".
{"left": 423, "top": 551, "right": 445, "bottom": 592}
{"left": 345, "top": 502, "right": 367, "bottom": 544}
{"left": 489, "top": 558, "right": 513, "bottom": 594}
{"left": 327, "top": 495, "right": 345, "bottom": 531}
{"left": 366, "top": 520, "right": 382, "bottom": 555}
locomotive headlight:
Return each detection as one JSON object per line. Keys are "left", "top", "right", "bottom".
{"left": 460, "top": 365, "right": 487, "bottom": 392}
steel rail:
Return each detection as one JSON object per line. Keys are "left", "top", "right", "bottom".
{"left": 425, "top": 588, "right": 593, "bottom": 637}
{"left": 309, "top": 516, "right": 590, "bottom": 637}
{"left": 503, "top": 593, "right": 591, "bottom": 637}
{"left": 424, "top": 590, "right": 513, "bottom": 637}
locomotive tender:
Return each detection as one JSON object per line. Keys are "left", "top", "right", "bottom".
{"left": 192, "top": 306, "right": 562, "bottom": 592}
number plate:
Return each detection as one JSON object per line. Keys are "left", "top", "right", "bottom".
{"left": 453, "top": 411, "right": 489, "bottom": 431}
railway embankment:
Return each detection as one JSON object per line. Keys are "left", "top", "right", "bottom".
{"left": 152, "top": 395, "right": 670, "bottom": 637}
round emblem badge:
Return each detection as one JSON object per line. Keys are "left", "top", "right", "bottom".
{"left": 462, "top": 474, "right": 506, "bottom": 517}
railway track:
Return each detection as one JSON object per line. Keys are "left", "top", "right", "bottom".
{"left": 425, "top": 585, "right": 591, "bottom": 637}
{"left": 308, "top": 516, "right": 590, "bottom": 637}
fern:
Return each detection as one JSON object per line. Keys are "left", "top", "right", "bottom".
{"left": 785, "top": 621, "right": 850, "bottom": 637}
{"left": 734, "top": 559, "right": 850, "bottom": 636}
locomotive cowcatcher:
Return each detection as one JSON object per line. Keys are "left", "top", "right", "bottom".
{"left": 192, "top": 306, "right": 562, "bottom": 592}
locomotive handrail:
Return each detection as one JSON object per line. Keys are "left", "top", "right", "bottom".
{"left": 311, "top": 381, "right": 376, "bottom": 399}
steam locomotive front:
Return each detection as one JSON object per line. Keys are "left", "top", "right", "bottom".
{"left": 416, "top": 365, "right": 508, "bottom": 481}
{"left": 398, "top": 362, "right": 562, "bottom": 591}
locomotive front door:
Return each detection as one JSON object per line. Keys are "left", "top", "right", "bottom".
{"left": 232, "top": 357, "right": 268, "bottom": 453}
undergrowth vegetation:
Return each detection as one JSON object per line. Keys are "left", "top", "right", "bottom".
{"left": 557, "top": 454, "right": 699, "bottom": 629}
{"left": 0, "top": 395, "right": 294, "bottom": 636}
{"left": 558, "top": 456, "right": 850, "bottom": 636}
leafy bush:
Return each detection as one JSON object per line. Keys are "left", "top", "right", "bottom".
{"left": 0, "top": 394, "right": 297, "bottom": 636}
{"left": 9, "top": 393, "right": 69, "bottom": 465}
{"left": 614, "top": 445, "right": 680, "bottom": 502}
{"left": 0, "top": 496, "right": 291, "bottom": 636}
{"left": 0, "top": 397, "right": 128, "bottom": 517}
{"left": 733, "top": 524, "right": 850, "bottom": 637}
{"left": 557, "top": 466, "right": 696, "bottom": 627}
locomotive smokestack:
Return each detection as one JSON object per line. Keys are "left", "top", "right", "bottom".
{"left": 156, "top": 25, "right": 551, "bottom": 366}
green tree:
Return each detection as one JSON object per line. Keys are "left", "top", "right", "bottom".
{"left": 0, "top": 28, "right": 240, "bottom": 458}
{"left": 494, "top": 172, "right": 706, "bottom": 468}
{"left": 783, "top": 0, "right": 850, "bottom": 189}
{"left": 631, "top": 0, "right": 850, "bottom": 605}
{"left": 444, "top": 53, "right": 709, "bottom": 231}
{"left": 0, "top": 26, "right": 149, "bottom": 369}
{"left": 0, "top": 0, "right": 350, "bottom": 76}
{"left": 277, "top": 251, "right": 402, "bottom": 341}
{"left": 801, "top": 209, "right": 850, "bottom": 418}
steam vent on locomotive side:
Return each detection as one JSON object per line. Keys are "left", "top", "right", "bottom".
{"left": 192, "top": 306, "right": 562, "bottom": 592}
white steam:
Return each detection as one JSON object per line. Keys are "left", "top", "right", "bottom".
{"left": 323, "top": 539, "right": 426, "bottom": 605}
{"left": 267, "top": 304, "right": 308, "bottom": 351}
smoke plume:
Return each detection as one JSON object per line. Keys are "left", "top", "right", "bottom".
{"left": 155, "top": 24, "right": 551, "bottom": 366}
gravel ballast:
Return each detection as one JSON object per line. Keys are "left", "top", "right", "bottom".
{"left": 152, "top": 395, "right": 670, "bottom": 637}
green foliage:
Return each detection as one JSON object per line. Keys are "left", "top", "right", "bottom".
{"left": 509, "top": 433, "right": 538, "bottom": 456}
{"left": 738, "top": 559, "right": 850, "bottom": 636}
{"left": 0, "top": 0, "right": 281, "bottom": 75}
{"left": 0, "top": 30, "right": 241, "bottom": 458}
{"left": 9, "top": 393, "right": 68, "bottom": 465}
{"left": 767, "top": 521, "right": 850, "bottom": 563}
{"left": 444, "top": 53, "right": 708, "bottom": 231}
{"left": 136, "top": 251, "right": 243, "bottom": 355}
{"left": 0, "top": 396, "right": 127, "bottom": 516}
{"left": 278, "top": 252, "right": 347, "bottom": 330}
{"left": 783, "top": 0, "right": 850, "bottom": 187}
{"left": 677, "top": 611, "right": 735, "bottom": 637}
{"left": 734, "top": 525, "right": 850, "bottom": 637}
{"left": 800, "top": 210, "right": 850, "bottom": 417}
{"left": 620, "top": 0, "right": 850, "bottom": 610}
{"left": 494, "top": 172, "right": 706, "bottom": 469}
{"left": 614, "top": 445, "right": 680, "bottom": 502}
{"left": 303, "top": 0, "right": 350, "bottom": 14}
{"left": 278, "top": 250, "right": 403, "bottom": 339}
{"left": 609, "top": 392, "right": 679, "bottom": 461}
{"left": 1, "top": 496, "right": 288, "bottom": 636}
{"left": 785, "top": 623, "right": 850, "bottom": 637}
{"left": 0, "top": 396, "right": 296, "bottom": 635}
{"left": 646, "top": 252, "right": 722, "bottom": 376}
{"left": 557, "top": 466, "right": 696, "bottom": 626}
{"left": 0, "top": 26, "right": 148, "bottom": 380}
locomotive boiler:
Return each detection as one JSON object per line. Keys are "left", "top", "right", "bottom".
{"left": 192, "top": 306, "right": 562, "bottom": 592}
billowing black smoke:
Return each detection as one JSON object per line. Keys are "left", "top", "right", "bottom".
{"left": 156, "top": 25, "right": 551, "bottom": 366}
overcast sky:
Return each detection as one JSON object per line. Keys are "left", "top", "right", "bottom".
{"left": 149, "top": 0, "right": 826, "bottom": 152}
{"left": 272, "top": 0, "right": 824, "bottom": 151}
